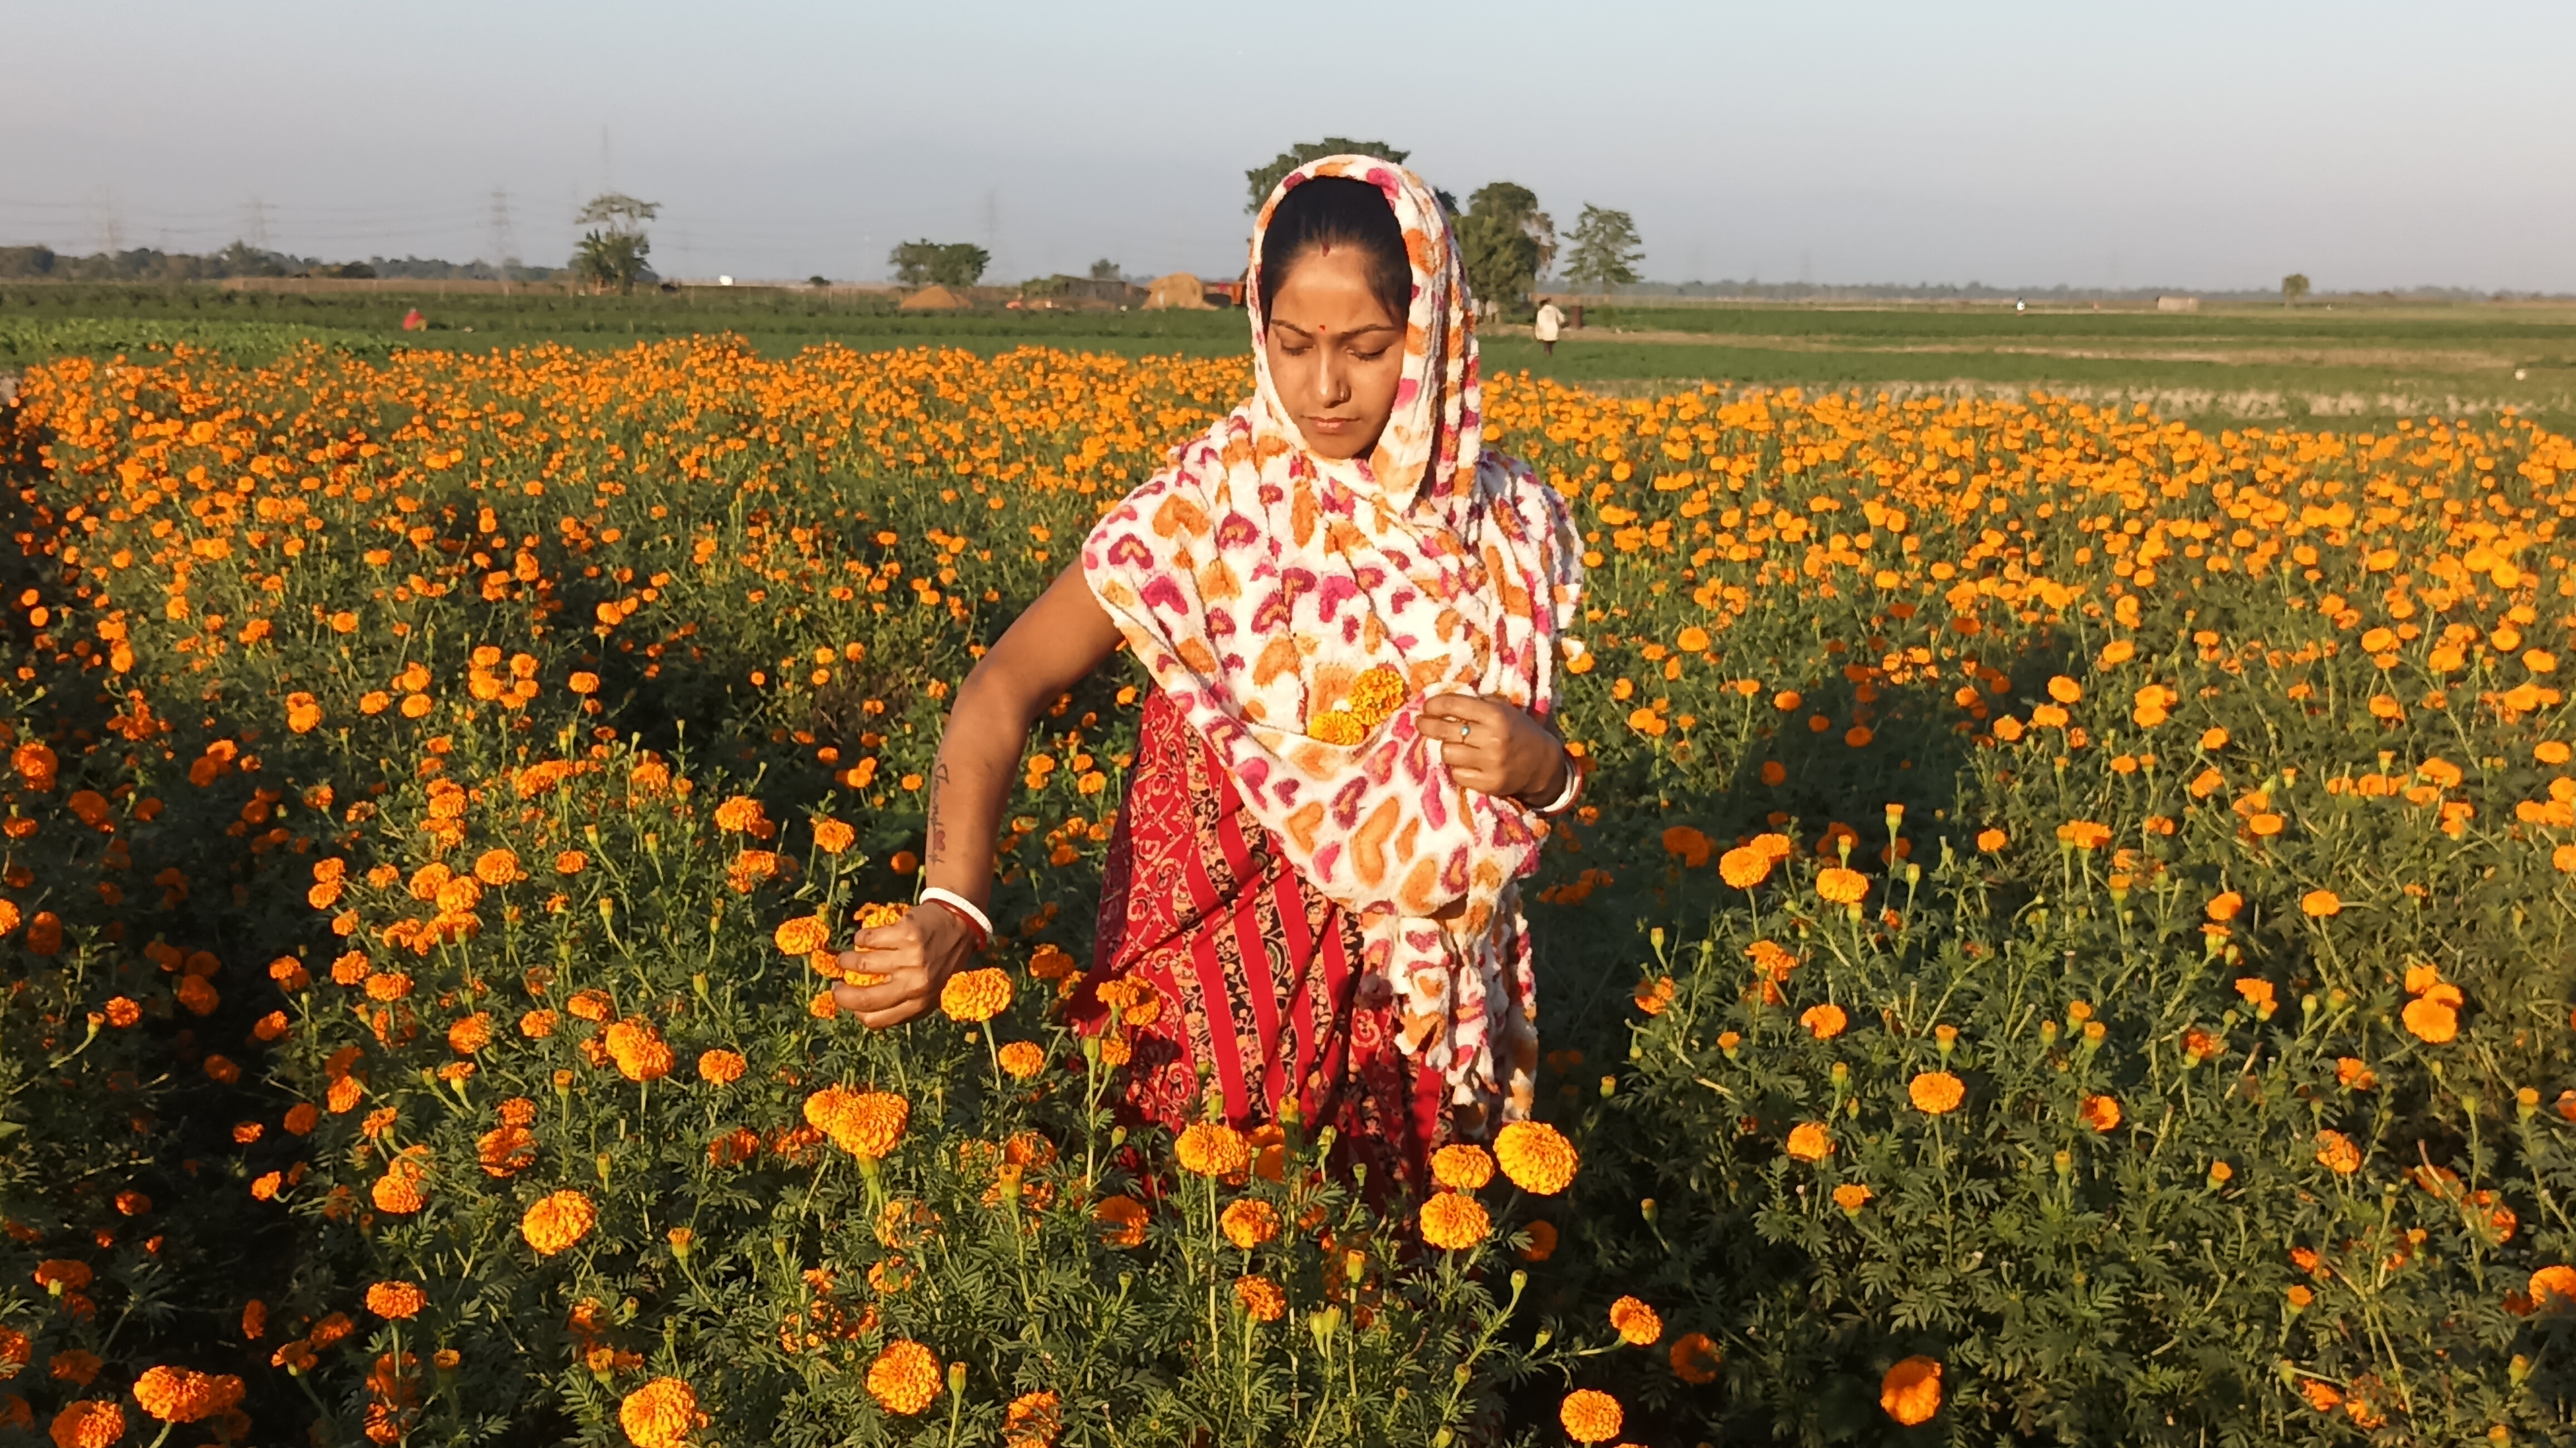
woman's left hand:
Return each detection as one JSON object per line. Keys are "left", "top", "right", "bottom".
{"left": 1419, "top": 692, "right": 1569, "bottom": 807}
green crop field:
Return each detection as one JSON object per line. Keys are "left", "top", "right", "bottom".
{"left": 6, "top": 283, "right": 2573, "bottom": 434}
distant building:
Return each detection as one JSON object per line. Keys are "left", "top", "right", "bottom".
{"left": 2156, "top": 295, "right": 2201, "bottom": 313}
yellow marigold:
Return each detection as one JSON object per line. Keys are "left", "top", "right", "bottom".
{"left": 1718, "top": 845, "right": 1773, "bottom": 889}
{"left": 939, "top": 966, "right": 1013, "bottom": 1024}
{"left": 1003, "top": 1390, "right": 1062, "bottom": 1448}
{"left": 48, "top": 1400, "right": 123, "bottom": 1448}
{"left": 1431, "top": 1143, "right": 1496, "bottom": 1191}
{"left": 1816, "top": 867, "right": 1869, "bottom": 905}
{"left": 998, "top": 1041, "right": 1046, "bottom": 1079}
{"left": 2079, "top": 1094, "right": 2122, "bottom": 1132}
{"left": 604, "top": 1018, "right": 674, "bottom": 1083}
{"left": 1785, "top": 1122, "right": 1833, "bottom": 1162}
{"left": 1908, "top": 1071, "right": 1965, "bottom": 1116}
{"left": 1174, "top": 1122, "right": 1251, "bottom": 1178}
{"left": 1418, "top": 1190, "right": 1491, "bottom": 1251}
{"left": 1307, "top": 708, "right": 1363, "bottom": 745}
{"left": 618, "top": 1376, "right": 705, "bottom": 1448}
{"left": 1220, "top": 1198, "right": 1281, "bottom": 1250}
{"left": 1495, "top": 1120, "right": 1578, "bottom": 1195}
{"left": 1799, "top": 1003, "right": 1847, "bottom": 1040}
{"left": 521, "top": 1190, "right": 598, "bottom": 1255}
{"left": 1346, "top": 664, "right": 1407, "bottom": 726}
{"left": 1558, "top": 1388, "right": 1623, "bottom": 1444}
{"left": 1881, "top": 1356, "right": 1943, "bottom": 1425}
{"left": 696, "top": 1049, "right": 746, "bottom": 1085}
{"left": 772, "top": 914, "right": 830, "bottom": 957}
{"left": 1233, "top": 1273, "right": 1287, "bottom": 1322}
{"left": 2315, "top": 1130, "right": 2364, "bottom": 1175}
{"left": 365, "top": 1281, "right": 425, "bottom": 1319}
{"left": 1608, "top": 1295, "right": 1663, "bottom": 1347}
{"left": 1833, "top": 1183, "right": 1873, "bottom": 1214}
{"left": 1670, "top": 1330, "right": 1721, "bottom": 1384}
{"left": 865, "top": 1340, "right": 941, "bottom": 1416}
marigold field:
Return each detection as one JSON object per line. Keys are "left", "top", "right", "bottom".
{"left": 4, "top": 336, "right": 2576, "bottom": 1446}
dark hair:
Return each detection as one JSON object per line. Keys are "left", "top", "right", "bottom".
{"left": 1257, "top": 176, "right": 1412, "bottom": 325}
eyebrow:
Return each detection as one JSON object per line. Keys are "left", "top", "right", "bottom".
{"left": 1271, "top": 320, "right": 1402, "bottom": 339}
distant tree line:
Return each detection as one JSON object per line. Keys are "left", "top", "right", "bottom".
{"left": 0, "top": 242, "right": 563, "bottom": 284}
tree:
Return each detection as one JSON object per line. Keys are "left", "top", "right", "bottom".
{"left": 1246, "top": 139, "right": 1408, "bottom": 212}
{"left": 1088, "top": 258, "right": 1123, "bottom": 282}
{"left": 889, "top": 241, "right": 989, "bottom": 288}
{"left": 571, "top": 193, "right": 659, "bottom": 294}
{"left": 1457, "top": 183, "right": 1555, "bottom": 317}
{"left": 2282, "top": 272, "right": 2311, "bottom": 304}
{"left": 1564, "top": 206, "right": 1644, "bottom": 295}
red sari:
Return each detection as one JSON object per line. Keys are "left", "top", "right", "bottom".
{"left": 1072, "top": 689, "right": 1442, "bottom": 1194}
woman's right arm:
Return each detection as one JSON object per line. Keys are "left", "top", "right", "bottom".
{"left": 830, "top": 562, "right": 1125, "bottom": 1027}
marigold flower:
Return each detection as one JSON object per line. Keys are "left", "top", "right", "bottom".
{"left": 478, "top": 1124, "right": 536, "bottom": 1178}
{"left": 48, "top": 1400, "right": 123, "bottom": 1448}
{"left": 1881, "top": 1356, "right": 1942, "bottom": 1425}
{"left": 2402, "top": 995, "right": 2458, "bottom": 1043}
{"left": 865, "top": 1339, "right": 941, "bottom": 1415}
{"left": 371, "top": 1161, "right": 427, "bottom": 1215}
{"left": 2301, "top": 889, "right": 2342, "bottom": 917}
{"left": 604, "top": 1018, "right": 674, "bottom": 1082}
{"left": 1418, "top": 1190, "right": 1491, "bottom": 1250}
{"left": 1094, "top": 1194, "right": 1148, "bottom": 1248}
{"left": 997, "top": 1041, "right": 1046, "bottom": 1079}
{"left": 772, "top": 914, "right": 830, "bottom": 957}
{"left": 1785, "top": 1122, "right": 1833, "bottom": 1162}
{"left": 1233, "top": 1274, "right": 1287, "bottom": 1322}
{"left": 1815, "top": 867, "right": 1869, "bottom": 904}
{"left": 1518, "top": 1219, "right": 1558, "bottom": 1261}
{"left": 365, "top": 1281, "right": 426, "bottom": 1319}
{"left": 1799, "top": 1003, "right": 1847, "bottom": 1040}
{"left": 2079, "top": 1094, "right": 2121, "bottom": 1132}
{"left": 2298, "top": 1379, "right": 2343, "bottom": 1412}
{"left": 1660, "top": 825, "right": 1712, "bottom": 867}
{"left": 472, "top": 849, "right": 523, "bottom": 886}
{"left": 1174, "top": 1121, "right": 1251, "bottom": 1178}
{"left": 804, "top": 1086, "right": 910, "bottom": 1160}
{"left": 1558, "top": 1388, "right": 1623, "bottom": 1444}
{"left": 939, "top": 966, "right": 1013, "bottom": 1023}
{"left": 1494, "top": 1119, "right": 1579, "bottom": 1195}
{"left": 618, "top": 1376, "right": 705, "bottom": 1448}
{"left": 1718, "top": 845, "right": 1772, "bottom": 889}
{"left": 446, "top": 1012, "right": 492, "bottom": 1055}
{"left": 1431, "top": 1143, "right": 1496, "bottom": 1191}
{"left": 1670, "top": 1330, "right": 1721, "bottom": 1383}
{"left": 554, "top": 850, "right": 588, "bottom": 875}
{"left": 1908, "top": 1071, "right": 1965, "bottom": 1115}
{"left": 1220, "top": 1198, "right": 1281, "bottom": 1249}
{"left": 696, "top": 1049, "right": 746, "bottom": 1085}
{"left": 1833, "top": 1183, "right": 1873, "bottom": 1214}
{"left": 1003, "top": 1390, "right": 1061, "bottom": 1448}
{"left": 1975, "top": 828, "right": 2007, "bottom": 853}
{"left": 1608, "top": 1295, "right": 1662, "bottom": 1346}
{"left": 2315, "top": 1130, "right": 2364, "bottom": 1175}
{"left": 2530, "top": 1264, "right": 2576, "bottom": 1308}
{"left": 521, "top": 1190, "right": 598, "bottom": 1255}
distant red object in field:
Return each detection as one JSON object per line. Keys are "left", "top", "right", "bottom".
{"left": 402, "top": 309, "right": 425, "bottom": 331}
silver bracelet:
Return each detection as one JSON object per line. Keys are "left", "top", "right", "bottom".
{"left": 1536, "top": 751, "right": 1583, "bottom": 815}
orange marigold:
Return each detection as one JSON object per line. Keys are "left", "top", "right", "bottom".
{"left": 48, "top": 1400, "right": 123, "bottom": 1448}
{"left": 1558, "top": 1388, "right": 1623, "bottom": 1444}
{"left": 365, "top": 1281, "right": 425, "bottom": 1319}
{"left": 805, "top": 1086, "right": 911, "bottom": 1160}
{"left": 1233, "top": 1274, "right": 1287, "bottom": 1322}
{"left": 1833, "top": 1183, "right": 1873, "bottom": 1214}
{"left": 1431, "top": 1143, "right": 1496, "bottom": 1191}
{"left": 1799, "top": 1003, "right": 1847, "bottom": 1040}
{"left": 1717, "top": 845, "right": 1772, "bottom": 889}
{"left": 865, "top": 1339, "right": 941, "bottom": 1416}
{"left": 997, "top": 1041, "right": 1045, "bottom": 1079}
{"left": 1418, "top": 1191, "right": 1491, "bottom": 1251}
{"left": 1881, "top": 1356, "right": 1943, "bottom": 1425}
{"left": 1608, "top": 1295, "right": 1663, "bottom": 1347}
{"left": 1908, "top": 1071, "right": 1965, "bottom": 1115}
{"left": 1174, "top": 1122, "right": 1251, "bottom": 1178}
{"left": 618, "top": 1376, "right": 705, "bottom": 1448}
{"left": 521, "top": 1190, "right": 598, "bottom": 1255}
{"left": 1785, "top": 1122, "right": 1833, "bottom": 1162}
{"left": 2079, "top": 1094, "right": 2122, "bottom": 1132}
{"left": 2301, "top": 889, "right": 2342, "bottom": 917}
{"left": 1816, "top": 867, "right": 1870, "bottom": 905}
{"left": 604, "top": 1019, "right": 674, "bottom": 1083}
{"left": 772, "top": 914, "right": 830, "bottom": 957}
{"left": 1003, "top": 1389, "right": 1061, "bottom": 1448}
{"left": 2530, "top": 1264, "right": 2576, "bottom": 1308}
{"left": 696, "top": 1049, "right": 747, "bottom": 1085}
{"left": 1220, "top": 1198, "right": 1281, "bottom": 1250}
{"left": 1494, "top": 1120, "right": 1579, "bottom": 1195}
{"left": 939, "top": 967, "right": 1013, "bottom": 1024}
{"left": 1670, "top": 1330, "right": 1721, "bottom": 1384}
{"left": 1093, "top": 1195, "right": 1149, "bottom": 1248}
{"left": 2315, "top": 1130, "right": 2364, "bottom": 1175}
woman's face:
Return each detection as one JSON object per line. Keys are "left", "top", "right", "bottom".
{"left": 1262, "top": 244, "right": 1406, "bottom": 462}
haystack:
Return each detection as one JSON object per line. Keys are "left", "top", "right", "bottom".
{"left": 899, "top": 285, "right": 972, "bottom": 311}
{"left": 1143, "top": 273, "right": 1213, "bottom": 311}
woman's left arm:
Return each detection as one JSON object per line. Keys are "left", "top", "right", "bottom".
{"left": 1419, "top": 693, "right": 1572, "bottom": 810}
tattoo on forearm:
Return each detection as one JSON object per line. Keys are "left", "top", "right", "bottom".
{"left": 925, "top": 762, "right": 951, "bottom": 866}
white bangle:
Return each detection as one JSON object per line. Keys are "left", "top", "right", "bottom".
{"left": 1537, "top": 751, "right": 1583, "bottom": 815}
{"left": 916, "top": 886, "right": 994, "bottom": 941}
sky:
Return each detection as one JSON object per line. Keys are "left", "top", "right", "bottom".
{"left": 3, "top": 0, "right": 2570, "bottom": 292}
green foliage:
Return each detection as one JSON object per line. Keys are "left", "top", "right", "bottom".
{"left": 889, "top": 242, "right": 991, "bottom": 289}
{"left": 1458, "top": 183, "right": 1555, "bottom": 319}
{"left": 2285, "top": 273, "right": 2314, "bottom": 303}
{"left": 573, "top": 231, "right": 653, "bottom": 295}
{"left": 1087, "top": 260, "right": 1122, "bottom": 282}
{"left": 1564, "top": 205, "right": 1645, "bottom": 295}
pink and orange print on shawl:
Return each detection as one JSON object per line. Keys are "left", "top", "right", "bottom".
{"left": 1079, "top": 155, "right": 1583, "bottom": 1128}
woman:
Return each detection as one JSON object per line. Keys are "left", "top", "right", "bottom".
{"left": 830, "top": 157, "right": 1583, "bottom": 1188}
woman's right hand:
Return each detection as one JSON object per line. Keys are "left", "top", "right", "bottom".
{"left": 828, "top": 905, "right": 980, "bottom": 1028}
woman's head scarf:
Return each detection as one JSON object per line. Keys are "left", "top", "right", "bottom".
{"left": 1081, "top": 155, "right": 1582, "bottom": 1129}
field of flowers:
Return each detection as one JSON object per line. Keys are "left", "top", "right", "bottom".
{"left": 3, "top": 335, "right": 2576, "bottom": 1446}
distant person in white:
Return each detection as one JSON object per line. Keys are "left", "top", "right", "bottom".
{"left": 1534, "top": 299, "right": 1564, "bottom": 357}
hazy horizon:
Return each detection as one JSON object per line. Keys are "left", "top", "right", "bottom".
{"left": 4, "top": 0, "right": 2570, "bottom": 293}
